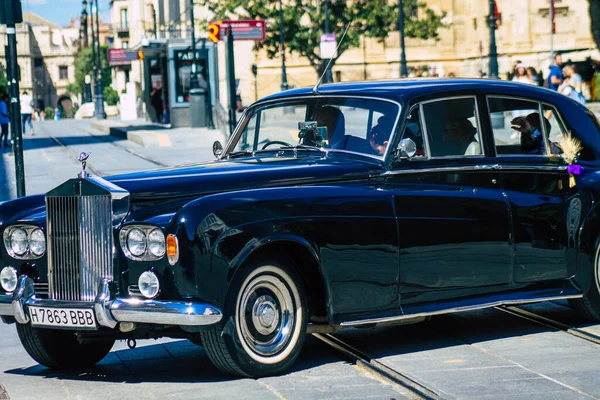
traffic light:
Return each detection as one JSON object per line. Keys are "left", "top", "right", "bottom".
{"left": 0, "top": 0, "right": 23, "bottom": 25}
{"left": 251, "top": 64, "right": 257, "bottom": 76}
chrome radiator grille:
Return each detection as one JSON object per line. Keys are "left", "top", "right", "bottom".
{"left": 47, "top": 195, "right": 113, "bottom": 301}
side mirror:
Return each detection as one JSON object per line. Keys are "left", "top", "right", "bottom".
{"left": 213, "top": 141, "right": 223, "bottom": 158}
{"left": 398, "top": 138, "right": 417, "bottom": 158}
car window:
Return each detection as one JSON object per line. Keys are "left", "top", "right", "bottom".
{"left": 237, "top": 105, "right": 307, "bottom": 152}
{"left": 487, "top": 97, "right": 547, "bottom": 156}
{"left": 421, "top": 97, "right": 483, "bottom": 157}
{"left": 230, "top": 98, "right": 400, "bottom": 158}
{"left": 543, "top": 104, "right": 596, "bottom": 161}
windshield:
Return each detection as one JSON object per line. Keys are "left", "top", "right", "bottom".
{"left": 227, "top": 97, "right": 401, "bottom": 158}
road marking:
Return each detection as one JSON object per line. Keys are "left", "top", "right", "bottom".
{"left": 138, "top": 130, "right": 172, "bottom": 147}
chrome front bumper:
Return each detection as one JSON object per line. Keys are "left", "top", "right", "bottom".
{"left": 0, "top": 276, "right": 223, "bottom": 328}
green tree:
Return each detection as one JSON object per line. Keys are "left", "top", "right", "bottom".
{"left": 67, "top": 45, "right": 112, "bottom": 96}
{"left": 0, "top": 70, "right": 7, "bottom": 95}
{"left": 200, "top": 0, "right": 447, "bottom": 77}
{"left": 103, "top": 86, "right": 120, "bottom": 106}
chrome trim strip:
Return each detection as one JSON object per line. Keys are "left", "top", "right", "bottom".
{"left": 340, "top": 294, "right": 583, "bottom": 327}
{"left": 0, "top": 276, "right": 223, "bottom": 327}
{"left": 110, "top": 298, "right": 222, "bottom": 326}
{"left": 382, "top": 163, "right": 566, "bottom": 176}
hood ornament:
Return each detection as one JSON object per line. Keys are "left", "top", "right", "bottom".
{"left": 77, "top": 152, "right": 91, "bottom": 178}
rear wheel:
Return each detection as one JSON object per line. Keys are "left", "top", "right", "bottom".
{"left": 16, "top": 323, "right": 114, "bottom": 369}
{"left": 570, "top": 239, "right": 600, "bottom": 321}
{"left": 201, "top": 256, "right": 307, "bottom": 377}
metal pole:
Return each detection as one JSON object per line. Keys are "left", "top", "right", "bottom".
{"left": 549, "top": 0, "right": 554, "bottom": 63}
{"left": 82, "top": 0, "right": 89, "bottom": 47}
{"left": 89, "top": 0, "right": 97, "bottom": 103}
{"left": 362, "top": 35, "right": 367, "bottom": 80}
{"left": 190, "top": 0, "right": 198, "bottom": 89}
{"left": 6, "top": 23, "right": 25, "bottom": 197}
{"left": 278, "top": 0, "right": 288, "bottom": 91}
{"left": 323, "top": 0, "right": 333, "bottom": 83}
{"left": 93, "top": 0, "right": 106, "bottom": 118}
{"left": 398, "top": 0, "right": 408, "bottom": 77}
{"left": 488, "top": 0, "right": 499, "bottom": 79}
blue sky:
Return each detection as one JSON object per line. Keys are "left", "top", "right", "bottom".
{"left": 22, "top": 0, "right": 110, "bottom": 27}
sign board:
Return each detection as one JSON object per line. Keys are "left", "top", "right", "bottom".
{"left": 210, "top": 20, "right": 266, "bottom": 41}
{"left": 108, "top": 48, "right": 141, "bottom": 66}
{"left": 0, "top": 0, "right": 23, "bottom": 25}
{"left": 320, "top": 33, "right": 337, "bottom": 59}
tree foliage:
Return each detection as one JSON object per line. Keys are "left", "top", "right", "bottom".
{"left": 0, "top": 70, "right": 7, "bottom": 95}
{"left": 200, "top": 0, "right": 447, "bottom": 75}
{"left": 68, "top": 45, "right": 112, "bottom": 96}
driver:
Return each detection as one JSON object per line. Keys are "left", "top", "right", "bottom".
{"left": 312, "top": 106, "right": 345, "bottom": 145}
{"left": 369, "top": 116, "right": 394, "bottom": 156}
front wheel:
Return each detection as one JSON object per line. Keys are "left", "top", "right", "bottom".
{"left": 570, "top": 239, "right": 600, "bottom": 322}
{"left": 16, "top": 323, "right": 115, "bottom": 369}
{"left": 201, "top": 256, "right": 307, "bottom": 377}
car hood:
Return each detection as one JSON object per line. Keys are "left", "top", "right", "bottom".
{"left": 105, "top": 155, "right": 380, "bottom": 202}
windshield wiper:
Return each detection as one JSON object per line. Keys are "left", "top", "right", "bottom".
{"left": 279, "top": 145, "right": 326, "bottom": 153}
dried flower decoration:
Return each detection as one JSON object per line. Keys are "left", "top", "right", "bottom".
{"left": 555, "top": 132, "right": 583, "bottom": 187}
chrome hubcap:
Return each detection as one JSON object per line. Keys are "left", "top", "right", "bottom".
{"left": 252, "top": 295, "right": 280, "bottom": 335}
{"left": 238, "top": 273, "right": 296, "bottom": 357}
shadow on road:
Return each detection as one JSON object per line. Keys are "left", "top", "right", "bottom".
{"left": 4, "top": 335, "right": 343, "bottom": 384}
{"left": 19, "top": 135, "right": 124, "bottom": 151}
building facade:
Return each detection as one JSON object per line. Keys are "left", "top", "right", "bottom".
{"left": 108, "top": 0, "right": 598, "bottom": 124}
{"left": 252, "top": 0, "right": 598, "bottom": 100}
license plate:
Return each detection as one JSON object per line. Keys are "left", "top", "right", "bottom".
{"left": 28, "top": 306, "right": 96, "bottom": 329}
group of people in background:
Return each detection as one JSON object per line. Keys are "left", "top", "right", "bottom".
{"left": 509, "top": 54, "right": 587, "bottom": 104}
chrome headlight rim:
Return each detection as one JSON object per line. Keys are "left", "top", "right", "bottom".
{"left": 119, "top": 224, "right": 166, "bottom": 261}
{"left": 2, "top": 225, "right": 46, "bottom": 260}
{"left": 0, "top": 266, "right": 18, "bottom": 292}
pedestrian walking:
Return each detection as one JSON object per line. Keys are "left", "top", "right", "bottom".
{"left": 547, "top": 54, "right": 563, "bottom": 91}
{"left": 559, "top": 64, "right": 586, "bottom": 104}
{"left": 527, "top": 67, "right": 540, "bottom": 86}
{"left": 20, "top": 91, "right": 34, "bottom": 135}
{"left": 0, "top": 94, "right": 9, "bottom": 149}
{"left": 511, "top": 63, "right": 534, "bottom": 85}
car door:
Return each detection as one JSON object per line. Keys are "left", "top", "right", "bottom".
{"left": 386, "top": 96, "right": 513, "bottom": 306}
{"left": 486, "top": 96, "right": 575, "bottom": 282}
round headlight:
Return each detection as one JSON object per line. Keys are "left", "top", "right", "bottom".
{"left": 10, "top": 229, "right": 28, "bottom": 256}
{"left": 29, "top": 229, "right": 46, "bottom": 256}
{"left": 127, "top": 228, "right": 147, "bottom": 257}
{"left": 147, "top": 229, "right": 166, "bottom": 257}
{"left": 138, "top": 271, "right": 160, "bottom": 298}
{"left": 0, "top": 267, "right": 17, "bottom": 292}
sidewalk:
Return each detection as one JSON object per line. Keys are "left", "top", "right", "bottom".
{"left": 91, "top": 119, "right": 228, "bottom": 149}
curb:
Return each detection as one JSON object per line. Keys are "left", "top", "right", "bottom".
{"left": 91, "top": 120, "right": 147, "bottom": 147}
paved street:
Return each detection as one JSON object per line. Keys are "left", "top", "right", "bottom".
{"left": 1, "top": 120, "right": 600, "bottom": 399}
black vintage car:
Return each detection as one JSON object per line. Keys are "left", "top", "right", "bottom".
{"left": 2, "top": 79, "right": 600, "bottom": 377}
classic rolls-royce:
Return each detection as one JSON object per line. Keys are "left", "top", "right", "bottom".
{"left": 1, "top": 79, "right": 600, "bottom": 377}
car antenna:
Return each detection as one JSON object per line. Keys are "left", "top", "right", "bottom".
{"left": 312, "top": 20, "right": 352, "bottom": 95}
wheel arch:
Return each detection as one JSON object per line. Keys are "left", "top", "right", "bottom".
{"left": 227, "top": 235, "right": 329, "bottom": 323}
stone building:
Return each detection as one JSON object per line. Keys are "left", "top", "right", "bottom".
{"left": 108, "top": 0, "right": 598, "bottom": 124}
{"left": 0, "top": 12, "right": 112, "bottom": 117}
{"left": 252, "top": 0, "right": 598, "bottom": 100}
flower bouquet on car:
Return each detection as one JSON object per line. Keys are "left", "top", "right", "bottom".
{"left": 555, "top": 132, "right": 583, "bottom": 188}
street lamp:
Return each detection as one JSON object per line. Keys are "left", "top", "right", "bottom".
{"left": 190, "top": 0, "right": 198, "bottom": 89}
{"left": 278, "top": 0, "right": 288, "bottom": 91}
{"left": 398, "top": 0, "right": 408, "bottom": 78}
{"left": 488, "top": 0, "right": 499, "bottom": 79}
{"left": 92, "top": 0, "right": 106, "bottom": 118}
{"left": 81, "top": 0, "right": 88, "bottom": 48}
